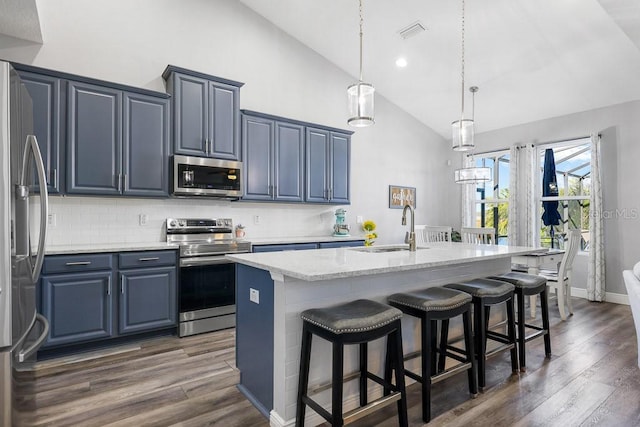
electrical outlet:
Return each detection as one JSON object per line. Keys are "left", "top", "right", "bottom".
{"left": 253, "top": 215, "right": 261, "bottom": 225}
{"left": 47, "top": 213, "right": 57, "bottom": 227}
{"left": 250, "top": 288, "right": 260, "bottom": 304}
{"left": 356, "top": 215, "right": 363, "bottom": 224}
{"left": 139, "top": 214, "right": 148, "bottom": 226}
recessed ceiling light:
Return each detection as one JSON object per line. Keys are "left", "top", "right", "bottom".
{"left": 395, "top": 57, "right": 408, "bottom": 68}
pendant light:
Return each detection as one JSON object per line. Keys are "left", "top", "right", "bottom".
{"left": 451, "top": 0, "right": 474, "bottom": 150}
{"left": 347, "top": 0, "right": 375, "bottom": 127}
{"left": 455, "top": 86, "right": 491, "bottom": 184}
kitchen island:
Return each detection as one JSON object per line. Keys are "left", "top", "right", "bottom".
{"left": 227, "top": 242, "right": 542, "bottom": 427}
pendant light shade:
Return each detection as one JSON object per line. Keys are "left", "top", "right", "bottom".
{"left": 348, "top": 0, "right": 374, "bottom": 127}
{"left": 347, "top": 82, "right": 375, "bottom": 127}
{"left": 454, "top": 166, "right": 491, "bottom": 184}
{"left": 451, "top": 119, "right": 474, "bottom": 151}
{"left": 451, "top": 0, "right": 474, "bottom": 150}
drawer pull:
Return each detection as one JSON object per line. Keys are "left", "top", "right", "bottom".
{"left": 65, "top": 261, "right": 92, "bottom": 266}
{"left": 138, "top": 257, "right": 160, "bottom": 262}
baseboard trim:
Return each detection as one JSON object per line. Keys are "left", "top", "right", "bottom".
{"left": 570, "top": 287, "right": 629, "bottom": 305}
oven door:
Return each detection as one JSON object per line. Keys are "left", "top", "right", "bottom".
{"left": 178, "top": 255, "right": 236, "bottom": 337}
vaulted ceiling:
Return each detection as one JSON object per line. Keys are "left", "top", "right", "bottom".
{"left": 3, "top": 0, "right": 640, "bottom": 139}
{"left": 239, "top": 0, "right": 640, "bottom": 138}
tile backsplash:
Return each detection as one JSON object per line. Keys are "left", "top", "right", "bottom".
{"left": 45, "top": 196, "right": 349, "bottom": 246}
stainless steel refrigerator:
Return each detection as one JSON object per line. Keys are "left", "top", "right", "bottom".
{"left": 0, "top": 61, "right": 50, "bottom": 426}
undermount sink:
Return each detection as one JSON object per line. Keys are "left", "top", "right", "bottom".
{"left": 350, "top": 246, "right": 428, "bottom": 253}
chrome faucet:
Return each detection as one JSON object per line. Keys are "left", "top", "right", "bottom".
{"left": 401, "top": 204, "right": 416, "bottom": 252}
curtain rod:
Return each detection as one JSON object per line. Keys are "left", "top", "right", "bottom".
{"left": 466, "top": 133, "right": 601, "bottom": 157}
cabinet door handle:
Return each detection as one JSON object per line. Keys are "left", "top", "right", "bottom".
{"left": 52, "top": 169, "right": 58, "bottom": 189}
{"left": 107, "top": 277, "right": 111, "bottom": 296}
{"left": 120, "top": 276, "right": 124, "bottom": 294}
{"left": 138, "top": 257, "right": 160, "bottom": 262}
{"left": 273, "top": 185, "right": 277, "bottom": 197}
{"left": 65, "top": 261, "right": 91, "bottom": 266}
{"left": 123, "top": 174, "right": 127, "bottom": 192}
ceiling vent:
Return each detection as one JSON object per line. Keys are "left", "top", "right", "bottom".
{"left": 398, "top": 21, "right": 426, "bottom": 39}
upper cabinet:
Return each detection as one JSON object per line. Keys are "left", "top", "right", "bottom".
{"left": 163, "top": 65, "right": 243, "bottom": 160}
{"left": 242, "top": 113, "right": 304, "bottom": 202}
{"left": 306, "top": 127, "right": 351, "bottom": 204}
{"left": 67, "top": 81, "right": 170, "bottom": 196}
{"left": 18, "top": 71, "right": 64, "bottom": 194}
{"left": 14, "top": 63, "right": 171, "bottom": 198}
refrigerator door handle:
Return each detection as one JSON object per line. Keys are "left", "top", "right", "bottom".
{"left": 18, "top": 135, "right": 49, "bottom": 284}
{"left": 17, "top": 314, "right": 50, "bottom": 363}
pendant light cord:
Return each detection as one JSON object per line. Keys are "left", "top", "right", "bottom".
{"left": 359, "top": 0, "right": 364, "bottom": 82}
{"left": 460, "top": 0, "right": 466, "bottom": 121}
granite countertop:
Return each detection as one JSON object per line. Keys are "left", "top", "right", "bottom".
{"left": 226, "top": 242, "right": 545, "bottom": 282}
{"left": 45, "top": 242, "right": 179, "bottom": 255}
{"left": 44, "top": 235, "right": 364, "bottom": 255}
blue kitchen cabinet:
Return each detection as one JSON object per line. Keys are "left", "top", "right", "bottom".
{"left": 119, "top": 266, "right": 177, "bottom": 335}
{"left": 305, "top": 127, "right": 351, "bottom": 204}
{"left": 67, "top": 81, "right": 170, "bottom": 197}
{"left": 242, "top": 113, "right": 304, "bottom": 202}
{"left": 38, "top": 250, "right": 177, "bottom": 353}
{"left": 123, "top": 92, "right": 170, "bottom": 196}
{"left": 40, "top": 253, "right": 115, "bottom": 348}
{"left": 252, "top": 243, "right": 319, "bottom": 252}
{"left": 19, "top": 71, "right": 64, "bottom": 194}
{"left": 163, "top": 66, "right": 243, "bottom": 160}
{"left": 318, "top": 240, "right": 364, "bottom": 249}
{"left": 118, "top": 250, "right": 177, "bottom": 335}
{"left": 67, "top": 81, "right": 122, "bottom": 195}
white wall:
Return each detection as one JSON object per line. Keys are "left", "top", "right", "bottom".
{"left": 470, "top": 100, "right": 640, "bottom": 296}
{"left": 0, "top": 0, "right": 457, "bottom": 245}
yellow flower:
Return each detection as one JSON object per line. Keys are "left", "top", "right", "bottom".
{"left": 362, "top": 220, "right": 376, "bottom": 232}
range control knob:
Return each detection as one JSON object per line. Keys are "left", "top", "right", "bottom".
{"left": 178, "top": 220, "right": 186, "bottom": 227}
{"left": 169, "top": 220, "right": 177, "bottom": 227}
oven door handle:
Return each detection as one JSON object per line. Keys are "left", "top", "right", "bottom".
{"left": 180, "top": 255, "right": 234, "bottom": 267}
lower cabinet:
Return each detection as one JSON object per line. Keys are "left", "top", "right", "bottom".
{"left": 119, "top": 266, "right": 176, "bottom": 335}
{"left": 39, "top": 250, "right": 177, "bottom": 351}
{"left": 41, "top": 270, "right": 114, "bottom": 347}
{"left": 252, "top": 240, "right": 364, "bottom": 253}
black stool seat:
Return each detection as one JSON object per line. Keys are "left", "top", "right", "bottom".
{"left": 489, "top": 271, "right": 546, "bottom": 293}
{"left": 296, "top": 299, "right": 408, "bottom": 427}
{"left": 489, "top": 272, "right": 551, "bottom": 371}
{"left": 301, "top": 299, "right": 403, "bottom": 335}
{"left": 445, "top": 278, "right": 514, "bottom": 298}
{"left": 388, "top": 287, "right": 477, "bottom": 422}
{"left": 444, "top": 279, "right": 518, "bottom": 390}
{"left": 388, "top": 287, "right": 472, "bottom": 312}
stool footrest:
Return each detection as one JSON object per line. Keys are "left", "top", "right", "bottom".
{"left": 523, "top": 328, "right": 547, "bottom": 343}
{"left": 486, "top": 330, "right": 512, "bottom": 345}
{"left": 432, "top": 362, "right": 473, "bottom": 384}
{"left": 485, "top": 343, "right": 516, "bottom": 359}
{"left": 302, "top": 396, "right": 332, "bottom": 422}
{"left": 343, "top": 392, "right": 402, "bottom": 425}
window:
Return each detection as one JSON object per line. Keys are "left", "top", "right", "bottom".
{"left": 472, "top": 151, "right": 510, "bottom": 245}
{"left": 538, "top": 138, "right": 590, "bottom": 250}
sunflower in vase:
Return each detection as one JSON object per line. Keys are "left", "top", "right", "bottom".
{"left": 362, "top": 220, "right": 378, "bottom": 246}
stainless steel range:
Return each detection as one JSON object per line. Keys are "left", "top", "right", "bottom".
{"left": 167, "top": 218, "right": 251, "bottom": 337}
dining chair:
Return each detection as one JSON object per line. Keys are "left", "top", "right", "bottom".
{"left": 415, "top": 225, "right": 452, "bottom": 245}
{"left": 461, "top": 227, "right": 496, "bottom": 245}
{"left": 539, "top": 229, "right": 581, "bottom": 320}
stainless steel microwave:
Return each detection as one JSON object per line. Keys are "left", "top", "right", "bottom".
{"left": 172, "top": 155, "right": 243, "bottom": 199}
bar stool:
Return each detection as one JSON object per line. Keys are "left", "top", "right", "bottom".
{"left": 444, "top": 279, "right": 518, "bottom": 389}
{"left": 387, "top": 286, "right": 477, "bottom": 423}
{"left": 296, "top": 299, "right": 408, "bottom": 427}
{"left": 489, "top": 271, "right": 551, "bottom": 371}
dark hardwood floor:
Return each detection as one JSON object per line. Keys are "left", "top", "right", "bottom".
{"left": 15, "top": 298, "right": 640, "bottom": 426}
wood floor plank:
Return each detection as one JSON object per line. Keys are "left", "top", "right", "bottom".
{"left": 15, "top": 299, "right": 640, "bottom": 427}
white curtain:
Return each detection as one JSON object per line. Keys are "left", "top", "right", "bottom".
{"left": 507, "top": 144, "right": 535, "bottom": 247}
{"left": 460, "top": 155, "right": 476, "bottom": 228}
{"left": 587, "top": 133, "right": 605, "bottom": 301}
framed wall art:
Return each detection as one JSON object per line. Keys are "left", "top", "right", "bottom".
{"left": 389, "top": 185, "right": 416, "bottom": 209}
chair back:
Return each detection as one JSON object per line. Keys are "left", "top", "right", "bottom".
{"left": 623, "top": 263, "right": 640, "bottom": 367}
{"left": 558, "top": 229, "right": 581, "bottom": 280}
{"left": 415, "top": 225, "right": 452, "bottom": 244}
{"left": 461, "top": 227, "right": 496, "bottom": 245}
